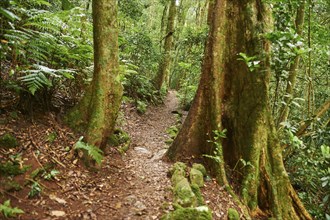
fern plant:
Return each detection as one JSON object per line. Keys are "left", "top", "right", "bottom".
{"left": 1, "top": 1, "right": 93, "bottom": 105}
{"left": 19, "top": 64, "right": 75, "bottom": 95}
{"left": 74, "top": 137, "right": 104, "bottom": 165}
{"left": 0, "top": 200, "right": 24, "bottom": 218}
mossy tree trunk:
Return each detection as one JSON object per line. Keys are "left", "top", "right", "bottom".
{"left": 154, "top": 0, "right": 176, "bottom": 91}
{"left": 66, "top": 0, "right": 122, "bottom": 151}
{"left": 277, "top": 0, "right": 306, "bottom": 127}
{"left": 167, "top": 1, "right": 311, "bottom": 219}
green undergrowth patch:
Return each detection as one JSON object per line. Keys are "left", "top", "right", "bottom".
{"left": 165, "top": 111, "right": 183, "bottom": 145}
{"left": 108, "top": 128, "right": 131, "bottom": 154}
{"left": 0, "top": 133, "right": 19, "bottom": 149}
{"left": 0, "top": 161, "right": 30, "bottom": 177}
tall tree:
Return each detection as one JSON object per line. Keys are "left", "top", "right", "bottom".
{"left": 277, "top": 0, "right": 306, "bottom": 126}
{"left": 167, "top": 0, "right": 311, "bottom": 219}
{"left": 66, "top": 0, "right": 122, "bottom": 156}
{"left": 154, "top": 0, "right": 176, "bottom": 90}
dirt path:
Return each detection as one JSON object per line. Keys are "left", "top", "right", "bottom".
{"left": 107, "top": 90, "right": 179, "bottom": 219}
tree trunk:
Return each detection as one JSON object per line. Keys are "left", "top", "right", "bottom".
{"left": 65, "top": 0, "right": 122, "bottom": 154}
{"left": 154, "top": 0, "right": 176, "bottom": 91}
{"left": 167, "top": 1, "right": 311, "bottom": 219}
{"left": 277, "top": 0, "right": 306, "bottom": 126}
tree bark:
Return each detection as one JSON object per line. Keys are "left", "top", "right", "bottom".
{"left": 277, "top": 0, "right": 306, "bottom": 127}
{"left": 154, "top": 0, "right": 176, "bottom": 91}
{"left": 66, "top": 0, "right": 122, "bottom": 154}
{"left": 167, "top": 1, "right": 311, "bottom": 219}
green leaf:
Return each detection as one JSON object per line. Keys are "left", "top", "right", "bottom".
{"left": 0, "top": 200, "right": 24, "bottom": 218}
{"left": 0, "top": 7, "right": 21, "bottom": 21}
{"left": 74, "top": 137, "right": 104, "bottom": 165}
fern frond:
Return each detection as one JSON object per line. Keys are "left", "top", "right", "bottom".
{"left": 74, "top": 137, "right": 104, "bottom": 165}
{"left": 19, "top": 72, "right": 52, "bottom": 95}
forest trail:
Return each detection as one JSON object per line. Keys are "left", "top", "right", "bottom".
{"left": 108, "top": 90, "right": 179, "bottom": 219}
{"left": 0, "top": 91, "right": 240, "bottom": 220}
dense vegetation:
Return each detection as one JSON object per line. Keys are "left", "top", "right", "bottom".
{"left": 0, "top": 0, "right": 329, "bottom": 219}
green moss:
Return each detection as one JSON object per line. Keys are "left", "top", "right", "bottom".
{"left": 170, "top": 162, "right": 187, "bottom": 176}
{"left": 171, "top": 170, "right": 186, "bottom": 185}
{"left": 0, "top": 134, "right": 18, "bottom": 149}
{"left": 192, "top": 163, "right": 207, "bottom": 176}
{"left": 161, "top": 206, "right": 212, "bottom": 220}
{"left": 191, "top": 184, "right": 204, "bottom": 206}
{"left": 190, "top": 168, "right": 204, "bottom": 187}
{"left": 228, "top": 208, "right": 240, "bottom": 220}
{"left": 174, "top": 178, "right": 197, "bottom": 207}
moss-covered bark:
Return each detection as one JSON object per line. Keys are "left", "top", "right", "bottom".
{"left": 66, "top": 0, "right": 122, "bottom": 154}
{"left": 167, "top": 1, "right": 311, "bottom": 219}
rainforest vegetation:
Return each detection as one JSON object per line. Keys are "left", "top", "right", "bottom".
{"left": 0, "top": 0, "right": 329, "bottom": 219}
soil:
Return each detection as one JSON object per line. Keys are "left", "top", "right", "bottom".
{"left": 0, "top": 91, "right": 241, "bottom": 219}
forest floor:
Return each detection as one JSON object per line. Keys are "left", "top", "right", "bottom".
{"left": 0, "top": 91, "right": 241, "bottom": 219}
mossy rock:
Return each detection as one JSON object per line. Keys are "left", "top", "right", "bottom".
{"left": 191, "top": 184, "right": 204, "bottom": 206}
{"left": 174, "top": 178, "right": 197, "bottom": 207}
{"left": 171, "top": 170, "right": 186, "bottom": 185}
{"left": 190, "top": 168, "right": 204, "bottom": 187}
{"left": 169, "top": 162, "right": 187, "bottom": 176}
{"left": 0, "top": 133, "right": 18, "bottom": 149}
{"left": 192, "top": 163, "right": 207, "bottom": 177}
{"left": 161, "top": 206, "right": 212, "bottom": 220}
{"left": 228, "top": 208, "right": 240, "bottom": 220}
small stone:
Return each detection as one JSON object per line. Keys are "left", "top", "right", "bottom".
{"left": 134, "top": 147, "right": 151, "bottom": 154}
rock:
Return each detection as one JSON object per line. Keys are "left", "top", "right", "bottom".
{"left": 192, "top": 163, "right": 207, "bottom": 177}
{"left": 171, "top": 169, "right": 186, "bottom": 185}
{"left": 0, "top": 133, "right": 18, "bottom": 149}
{"left": 174, "top": 178, "right": 197, "bottom": 207}
{"left": 161, "top": 206, "right": 212, "bottom": 220}
{"left": 190, "top": 168, "right": 204, "bottom": 187}
{"left": 228, "top": 208, "right": 240, "bottom": 220}
{"left": 134, "top": 147, "right": 151, "bottom": 154}
{"left": 151, "top": 149, "right": 167, "bottom": 161}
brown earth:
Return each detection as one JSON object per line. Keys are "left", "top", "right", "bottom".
{"left": 0, "top": 91, "right": 241, "bottom": 219}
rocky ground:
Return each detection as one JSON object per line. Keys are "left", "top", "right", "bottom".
{"left": 0, "top": 91, "right": 241, "bottom": 219}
